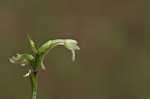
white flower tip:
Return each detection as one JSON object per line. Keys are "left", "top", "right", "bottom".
{"left": 9, "top": 58, "right": 15, "bottom": 63}
{"left": 64, "top": 39, "right": 79, "bottom": 50}
{"left": 71, "top": 50, "right": 76, "bottom": 62}
{"left": 23, "top": 70, "right": 32, "bottom": 78}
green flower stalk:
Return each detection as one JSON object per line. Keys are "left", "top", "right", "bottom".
{"left": 9, "top": 35, "right": 80, "bottom": 99}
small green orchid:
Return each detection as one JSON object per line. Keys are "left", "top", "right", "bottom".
{"left": 9, "top": 35, "right": 80, "bottom": 99}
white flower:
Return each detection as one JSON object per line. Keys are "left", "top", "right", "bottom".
{"left": 9, "top": 54, "right": 33, "bottom": 66}
{"left": 64, "top": 39, "right": 80, "bottom": 61}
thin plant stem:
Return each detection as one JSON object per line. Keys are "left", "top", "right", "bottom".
{"left": 30, "top": 72, "right": 38, "bottom": 99}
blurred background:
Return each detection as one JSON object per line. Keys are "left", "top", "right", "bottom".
{"left": 0, "top": 0, "right": 146, "bottom": 99}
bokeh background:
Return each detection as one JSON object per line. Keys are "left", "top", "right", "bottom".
{"left": 0, "top": 0, "right": 146, "bottom": 99}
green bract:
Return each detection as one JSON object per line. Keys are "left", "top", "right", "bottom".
{"left": 27, "top": 35, "right": 37, "bottom": 54}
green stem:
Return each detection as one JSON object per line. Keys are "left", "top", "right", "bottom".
{"left": 30, "top": 72, "right": 38, "bottom": 99}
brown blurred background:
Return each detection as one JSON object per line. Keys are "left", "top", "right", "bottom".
{"left": 0, "top": 0, "right": 146, "bottom": 99}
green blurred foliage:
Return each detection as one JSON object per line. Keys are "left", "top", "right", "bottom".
{"left": 0, "top": 0, "right": 146, "bottom": 99}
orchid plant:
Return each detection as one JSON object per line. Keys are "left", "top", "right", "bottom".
{"left": 9, "top": 35, "right": 80, "bottom": 99}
